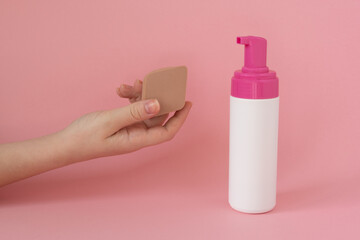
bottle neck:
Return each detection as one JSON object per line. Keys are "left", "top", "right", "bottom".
{"left": 241, "top": 66, "right": 269, "bottom": 73}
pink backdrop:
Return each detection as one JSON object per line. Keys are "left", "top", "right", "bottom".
{"left": 1, "top": 0, "right": 360, "bottom": 239}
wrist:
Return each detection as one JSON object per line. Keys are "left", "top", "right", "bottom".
{"left": 52, "top": 129, "right": 83, "bottom": 165}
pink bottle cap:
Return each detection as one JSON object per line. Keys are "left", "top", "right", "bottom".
{"left": 231, "top": 36, "right": 279, "bottom": 99}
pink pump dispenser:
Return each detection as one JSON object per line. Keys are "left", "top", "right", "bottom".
{"left": 229, "top": 36, "right": 279, "bottom": 213}
{"left": 231, "top": 36, "right": 278, "bottom": 99}
{"left": 238, "top": 36, "right": 267, "bottom": 71}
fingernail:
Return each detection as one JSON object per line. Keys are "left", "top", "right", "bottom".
{"left": 144, "top": 99, "right": 159, "bottom": 114}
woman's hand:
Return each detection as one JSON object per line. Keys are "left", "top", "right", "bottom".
{"left": 63, "top": 80, "right": 192, "bottom": 161}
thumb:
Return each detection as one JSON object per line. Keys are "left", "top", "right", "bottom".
{"left": 106, "top": 99, "right": 160, "bottom": 131}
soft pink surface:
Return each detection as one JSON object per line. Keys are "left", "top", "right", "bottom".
{"left": 1, "top": 0, "right": 360, "bottom": 239}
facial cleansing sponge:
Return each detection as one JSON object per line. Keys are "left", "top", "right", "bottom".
{"left": 142, "top": 66, "right": 187, "bottom": 116}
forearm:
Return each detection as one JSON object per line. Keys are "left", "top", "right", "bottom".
{"left": 0, "top": 131, "right": 76, "bottom": 187}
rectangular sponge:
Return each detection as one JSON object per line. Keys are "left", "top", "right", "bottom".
{"left": 142, "top": 66, "right": 187, "bottom": 116}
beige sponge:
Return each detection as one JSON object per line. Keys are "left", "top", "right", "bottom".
{"left": 142, "top": 66, "right": 187, "bottom": 116}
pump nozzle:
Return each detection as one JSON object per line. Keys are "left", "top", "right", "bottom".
{"left": 232, "top": 35, "right": 278, "bottom": 99}
{"left": 237, "top": 36, "right": 268, "bottom": 72}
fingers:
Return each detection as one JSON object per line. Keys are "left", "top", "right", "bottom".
{"left": 105, "top": 99, "right": 160, "bottom": 134}
{"left": 143, "top": 101, "right": 192, "bottom": 146}
{"left": 133, "top": 79, "right": 142, "bottom": 93}
{"left": 116, "top": 84, "right": 133, "bottom": 98}
{"left": 116, "top": 80, "right": 142, "bottom": 103}
{"left": 163, "top": 102, "right": 192, "bottom": 134}
{"left": 144, "top": 114, "right": 169, "bottom": 128}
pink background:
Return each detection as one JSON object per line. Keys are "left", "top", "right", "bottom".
{"left": 1, "top": 0, "right": 360, "bottom": 239}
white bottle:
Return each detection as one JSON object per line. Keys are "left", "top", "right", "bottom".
{"left": 229, "top": 36, "right": 279, "bottom": 213}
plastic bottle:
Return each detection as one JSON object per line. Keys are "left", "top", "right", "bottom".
{"left": 229, "top": 36, "right": 279, "bottom": 213}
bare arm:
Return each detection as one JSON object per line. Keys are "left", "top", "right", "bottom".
{"left": 0, "top": 132, "right": 74, "bottom": 186}
{"left": 0, "top": 81, "right": 192, "bottom": 187}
